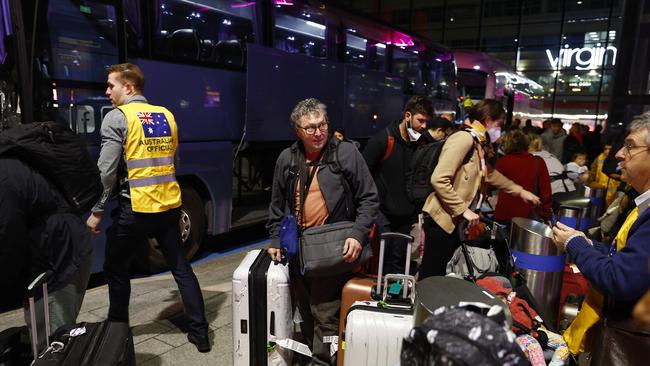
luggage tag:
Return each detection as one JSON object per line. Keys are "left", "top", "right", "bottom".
{"left": 275, "top": 338, "right": 312, "bottom": 357}
{"left": 388, "top": 281, "right": 402, "bottom": 296}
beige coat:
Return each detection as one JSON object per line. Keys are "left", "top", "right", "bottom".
{"left": 422, "top": 131, "right": 522, "bottom": 234}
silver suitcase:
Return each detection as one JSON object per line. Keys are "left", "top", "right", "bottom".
{"left": 232, "top": 249, "right": 293, "bottom": 366}
{"left": 343, "top": 274, "right": 415, "bottom": 366}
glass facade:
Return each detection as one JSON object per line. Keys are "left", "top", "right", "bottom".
{"left": 329, "top": 0, "right": 634, "bottom": 126}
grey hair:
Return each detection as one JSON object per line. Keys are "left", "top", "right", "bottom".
{"left": 290, "top": 98, "right": 328, "bottom": 128}
{"left": 629, "top": 111, "right": 650, "bottom": 147}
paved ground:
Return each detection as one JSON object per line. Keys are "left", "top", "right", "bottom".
{"left": 0, "top": 242, "right": 267, "bottom": 365}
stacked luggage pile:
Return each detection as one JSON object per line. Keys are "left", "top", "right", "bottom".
{"left": 232, "top": 210, "right": 596, "bottom": 366}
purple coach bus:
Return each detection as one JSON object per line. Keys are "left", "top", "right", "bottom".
{"left": 1, "top": 0, "right": 457, "bottom": 272}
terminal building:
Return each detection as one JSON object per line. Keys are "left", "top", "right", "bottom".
{"left": 330, "top": 0, "right": 650, "bottom": 130}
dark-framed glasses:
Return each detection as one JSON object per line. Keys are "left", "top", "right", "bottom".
{"left": 298, "top": 122, "right": 329, "bottom": 135}
{"left": 623, "top": 142, "right": 649, "bottom": 157}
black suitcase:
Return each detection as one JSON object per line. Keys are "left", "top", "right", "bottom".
{"left": 26, "top": 272, "right": 135, "bottom": 366}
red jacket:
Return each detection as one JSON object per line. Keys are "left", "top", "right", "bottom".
{"left": 494, "top": 152, "right": 552, "bottom": 221}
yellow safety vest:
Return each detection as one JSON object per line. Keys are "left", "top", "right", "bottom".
{"left": 591, "top": 152, "right": 620, "bottom": 206}
{"left": 564, "top": 205, "right": 641, "bottom": 354}
{"left": 118, "top": 102, "right": 181, "bottom": 213}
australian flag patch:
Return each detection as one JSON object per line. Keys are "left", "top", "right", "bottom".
{"left": 138, "top": 112, "right": 171, "bottom": 137}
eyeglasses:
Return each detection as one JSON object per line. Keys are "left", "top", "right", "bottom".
{"left": 623, "top": 142, "right": 649, "bottom": 157}
{"left": 298, "top": 122, "right": 329, "bottom": 135}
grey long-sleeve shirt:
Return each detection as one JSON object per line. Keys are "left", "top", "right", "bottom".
{"left": 91, "top": 95, "right": 148, "bottom": 213}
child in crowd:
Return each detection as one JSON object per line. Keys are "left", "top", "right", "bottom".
{"left": 565, "top": 152, "right": 589, "bottom": 185}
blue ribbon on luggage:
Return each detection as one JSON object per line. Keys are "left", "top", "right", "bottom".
{"left": 511, "top": 249, "right": 565, "bottom": 272}
{"left": 280, "top": 215, "right": 299, "bottom": 260}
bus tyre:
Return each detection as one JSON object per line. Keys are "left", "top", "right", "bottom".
{"left": 144, "top": 187, "right": 206, "bottom": 273}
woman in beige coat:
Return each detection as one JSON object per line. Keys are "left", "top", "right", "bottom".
{"left": 419, "top": 100, "right": 541, "bottom": 279}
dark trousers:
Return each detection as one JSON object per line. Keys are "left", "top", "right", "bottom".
{"left": 290, "top": 262, "right": 352, "bottom": 365}
{"left": 104, "top": 198, "right": 208, "bottom": 336}
{"left": 419, "top": 215, "right": 460, "bottom": 280}
{"left": 376, "top": 211, "right": 415, "bottom": 275}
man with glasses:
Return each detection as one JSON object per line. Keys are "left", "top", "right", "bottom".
{"left": 362, "top": 96, "right": 433, "bottom": 275}
{"left": 552, "top": 112, "right": 650, "bottom": 365}
{"left": 266, "top": 98, "right": 378, "bottom": 365}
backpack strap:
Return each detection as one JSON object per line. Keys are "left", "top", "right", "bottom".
{"left": 381, "top": 130, "right": 395, "bottom": 162}
{"left": 288, "top": 144, "right": 301, "bottom": 217}
{"left": 330, "top": 139, "right": 353, "bottom": 209}
{"left": 459, "top": 129, "right": 479, "bottom": 165}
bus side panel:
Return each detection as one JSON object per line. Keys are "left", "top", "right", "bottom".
{"left": 245, "top": 44, "right": 344, "bottom": 141}
{"left": 176, "top": 141, "right": 233, "bottom": 235}
{"left": 343, "top": 65, "right": 403, "bottom": 139}
{"left": 133, "top": 58, "right": 246, "bottom": 141}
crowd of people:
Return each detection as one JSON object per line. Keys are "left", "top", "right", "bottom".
{"left": 2, "top": 61, "right": 650, "bottom": 366}
{"left": 266, "top": 94, "right": 650, "bottom": 365}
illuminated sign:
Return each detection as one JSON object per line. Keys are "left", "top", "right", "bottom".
{"left": 546, "top": 45, "right": 616, "bottom": 70}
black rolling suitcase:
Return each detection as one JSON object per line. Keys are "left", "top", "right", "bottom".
{"left": 27, "top": 272, "right": 135, "bottom": 366}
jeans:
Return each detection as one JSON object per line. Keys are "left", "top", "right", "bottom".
{"left": 104, "top": 198, "right": 208, "bottom": 336}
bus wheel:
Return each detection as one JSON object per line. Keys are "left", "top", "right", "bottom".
{"left": 143, "top": 187, "right": 206, "bottom": 273}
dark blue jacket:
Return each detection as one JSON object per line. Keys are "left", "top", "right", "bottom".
{"left": 567, "top": 203, "right": 650, "bottom": 317}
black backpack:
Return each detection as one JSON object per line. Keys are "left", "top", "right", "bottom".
{"left": 405, "top": 131, "right": 476, "bottom": 209}
{"left": 0, "top": 122, "right": 102, "bottom": 213}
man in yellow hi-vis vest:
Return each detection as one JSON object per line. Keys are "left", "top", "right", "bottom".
{"left": 552, "top": 112, "right": 650, "bottom": 365}
{"left": 85, "top": 63, "right": 210, "bottom": 353}
{"left": 590, "top": 143, "right": 621, "bottom": 207}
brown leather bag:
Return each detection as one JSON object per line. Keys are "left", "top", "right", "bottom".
{"left": 589, "top": 317, "right": 650, "bottom": 366}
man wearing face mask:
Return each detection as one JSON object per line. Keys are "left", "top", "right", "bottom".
{"left": 363, "top": 96, "right": 432, "bottom": 274}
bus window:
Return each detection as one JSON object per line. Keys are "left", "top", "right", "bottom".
{"left": 274, "top": 13, "right": 327, "bottom": 58}
{"left": 153, "top": 0, "right": 254, "bottom": 67}
{"left": 458, "top": 69, "right": 488, "bottom": 99}
{"left": 44, "top": 0, "right": 119, "bottom": 83}
{"left": 429, "top": 53, "right": 455, "bottom": 100}
{"left": 39, "top": 0, "right": 120, "bottom": 136}
{"left": 346, "top": 32, "right": 367, "bottom": 68}
{"left": 346, "top": 31, "right": 386, "bottom": 70}
{"left": 393, "top": 47, "right": 424, "bottom": 94}
{"left": 369, "top": 42, "right": 386, "bottom": 71}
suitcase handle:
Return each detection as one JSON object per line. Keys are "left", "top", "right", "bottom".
{"left": 382, "top": 274, "right": 415, "bottom": 305}
{"left": 376, "top": 233, "right": 414, "bottom": 299}
{"left": 27, "top": 271, "right": 53, "bottom": 361}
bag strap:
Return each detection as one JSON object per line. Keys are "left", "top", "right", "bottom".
{"left": 381, "top": 129, "right": 395, "bottom": 162}
{"left": 528, "top": 157, "right": 542, "bottom": 221}
{"left": 298, "top": 150, "right": 325, "bottom": 230}
{"left": 533, "top": 157, "right": 539, "bottom": 197}
{"left": 551, "top": 171, "right": 571, "bottom": 192}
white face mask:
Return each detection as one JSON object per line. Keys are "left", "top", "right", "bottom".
{"left": 407, "top": 127, "right": 422, "bottom": 142}
{"left": 487, "top": 126, "right": 501, "bottom": 142}
{"left": 406, "top": 116, "right": 422, "bottom": 142}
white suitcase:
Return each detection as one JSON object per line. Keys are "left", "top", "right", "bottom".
{"left": 343, "top": 274, "right": 415, "bottom": 366}
{"left": 232, "top": 249, "right": 293, "bottom": 366}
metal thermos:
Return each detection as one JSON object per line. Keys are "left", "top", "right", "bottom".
{"left": 510, "top": 218, "right": 565, "bottom": 327}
